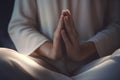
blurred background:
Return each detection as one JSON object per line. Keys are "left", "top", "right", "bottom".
{"left": 0, "top": 0, "right": 16, "bottom": 50}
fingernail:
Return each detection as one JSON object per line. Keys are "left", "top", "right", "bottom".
{"left": 62, "top": 10, "right": 68, "bottom": 16}
{"left": 66, "top": 9, "right": 71, "bottom": 15}
{"left": 62, "top": 10, "right": 65, "bottom": 15}
{"left": 66, "top": 9, "right": 70, "bottom": 12}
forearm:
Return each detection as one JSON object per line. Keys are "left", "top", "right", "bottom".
{"left": 79, "top": 41, "right": 99, "bottom": 62}
{"left": 89, "top": 24, "right": 120, "bottom": 57}
{"left": 30, "top": 41, "right": 52, "bottom": 59}
{"left": 30, "top": 38, "right": 64, "bottom": 60}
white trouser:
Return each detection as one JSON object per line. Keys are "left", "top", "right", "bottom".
{"left": 0, "top": 48, "right": 120, "bottom": 80}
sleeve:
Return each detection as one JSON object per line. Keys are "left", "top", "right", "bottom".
{"left": 88, "top": 0, "right": 120, "bottom": 57}
{"left": 8, "top": 0, "right": 49, "bottom": 55}
{"left": 88, "top": 24, "right": 120, "bottom": 57}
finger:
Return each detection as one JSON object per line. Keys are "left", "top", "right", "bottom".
{"left": 54, "top": 15, "right": 64, "bottom": 35}
{"left": 62, "top": 10, "right": 67, "bottom": 16}
{"left": 64, "top": 12, "right": 79, "bottom": 42}
{"left": 61, "top": 29, "right": 71, "bottom": 48}
{"left": 54, "top": 13, "right": 64, "bottom": 40}
{"left": 65, "top": 10, "right": 78, "bottom": 34}
{"left": 53, "top": 13, "right": 64, "bottom": 53}
{"left": 65, "top": 9, "right": 71, "bottom": 17}
{"left": 64, "top": 16, "right": 76, "bottom": 43}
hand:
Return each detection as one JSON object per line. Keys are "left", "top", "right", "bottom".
{"left": 61, "top": 10, "right": 98, "bottom": 62}
{"left": 61, "top": 10, "right": 81, "bottom": 61}
{"left": 51, "top": 13, "right": 65, "bottom": 60}
{"left": 32, "top": 13, "right": 65, "bottom": 61}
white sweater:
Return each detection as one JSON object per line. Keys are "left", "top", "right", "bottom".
{"left": 8, "top": 0, "right": 120, "bottom": 57}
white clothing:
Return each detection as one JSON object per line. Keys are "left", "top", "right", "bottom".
{"left": 0, "top": 48, "right": 120, "bottom": 80}
{"left": 6, "top": 0, "right": 120, "bottom": 79}
{"left": 8, "top": 0, "right": 120, "bottom": 56}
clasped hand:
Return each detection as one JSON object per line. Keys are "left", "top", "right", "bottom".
{"left": 36, "top": 9, "right": 97, "bottom": 63}
{"left": 53, "top": 9, "right": 82, "bottom": 61}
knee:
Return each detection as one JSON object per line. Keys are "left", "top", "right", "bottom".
{"left": 0, "top": 48, "right": 19, "bottom": 69}
{"left": 111, "top": 49, "right": 120, "bottom": 57}
{"left": 111, "top": 49, "right": 120, "bottom": 62}
{"left": 0, "top": 48, "right": 10, "bottom": 60}
{"left": 0, "top": 48, "right": 13, "bottom": 68}
{"left": 0, "top": 48, "right": 17, "bottom": 55}
{"left": 0, "top": 48, "right": 18, "bottom": 60}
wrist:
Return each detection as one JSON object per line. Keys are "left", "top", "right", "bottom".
{"left": 81, "top": 41, "right": 97, "bottom": 54}
{"left": 78, "top": 41, "right": 98, "bottom": 61}
{"left": 37, "top": 41, "right": 52, "bottom": 56}
{"left": 30, "top": 41, "right": 52, "bottom": 58}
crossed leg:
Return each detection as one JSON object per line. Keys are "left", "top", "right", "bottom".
{"left": 0, "top": 48, "right": 71, "bottom": 80}
{"left": 72, "top": 49, "right": 120, "bottom": 80}
{"left": 0, "top": 48, "right": 120, "bottom": 80}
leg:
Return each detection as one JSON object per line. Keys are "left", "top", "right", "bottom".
{"left": 0, "top": 48, "right": 36, "bottom": 80}
{"left": 0, "top": 48, "right": 70, "bottom": 80}
{"left": 73, "top": 49, "right": 120, "bottom": 80}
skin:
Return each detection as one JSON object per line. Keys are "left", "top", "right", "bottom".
{"left": 30, "top": 11, "right": 69, "bottom": 75}
{"left": 30, "top": 9, "right": 99, "bottom": 76}
{"left": 30, "top": 11, "right": 65, "bottom": 60}
{"left": 61, "top": 10, "right": 98, "bottom": 61}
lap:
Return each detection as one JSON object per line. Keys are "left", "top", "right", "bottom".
{"left": 73, "top": 49, "right": 120, "bottom": 80}
{"left": 0, "top": 48, "right": 69, "bottom": 80}
{"left": 0, "top": 48, "right": 120, "bottom": 80}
